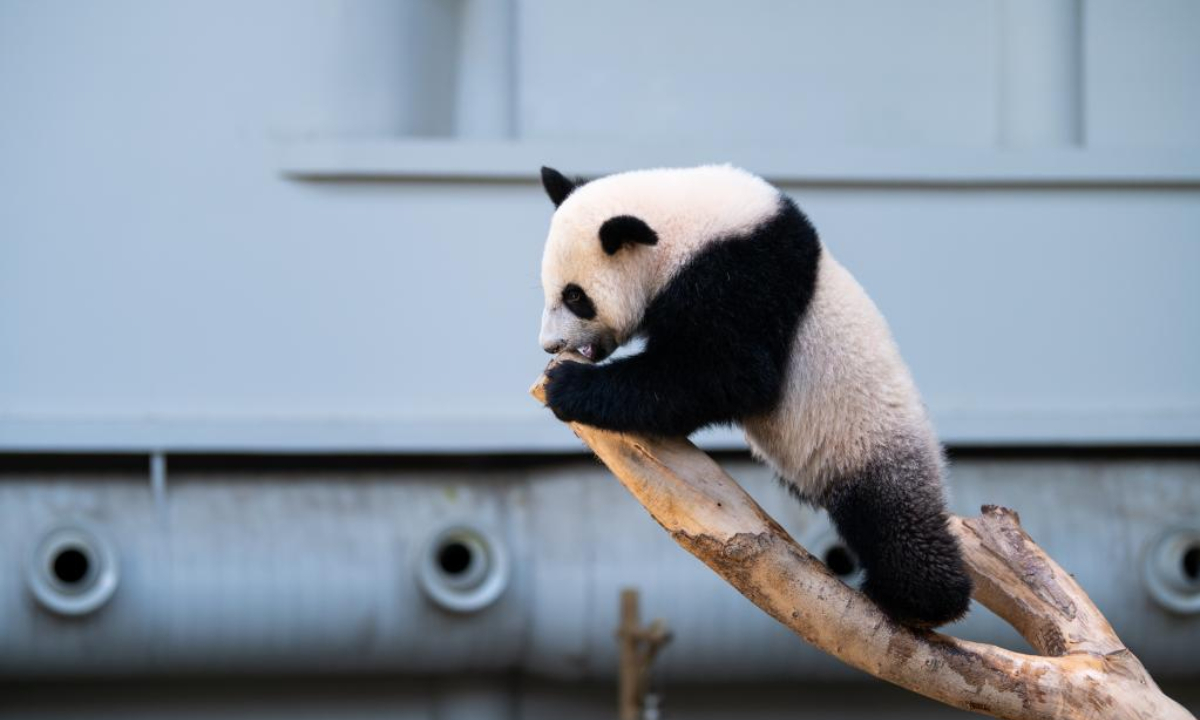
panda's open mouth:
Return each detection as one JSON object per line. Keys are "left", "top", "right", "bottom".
{"left": 575, "top": 338, "right": 615, "bottom": 363}
{"left": 576, "top": 344, "right": 603, "bottom": 361}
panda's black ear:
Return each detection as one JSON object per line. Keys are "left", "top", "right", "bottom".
{"left": 599, "top": 215, "right": 658, "bottom": 255}
{"left": 541, "top": 166, "right": 577, "bottom": 207}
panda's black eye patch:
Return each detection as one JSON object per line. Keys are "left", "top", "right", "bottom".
{"left": 561, "top": 283, "right": 596, "bottom": 320}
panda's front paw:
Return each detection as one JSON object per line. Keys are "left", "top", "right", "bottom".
{"left": 543, "top": 361, "right": 598, "bottom": 424}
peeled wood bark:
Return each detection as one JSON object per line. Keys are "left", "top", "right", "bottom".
{"left": 531, "top": 364, "right": 1193, "bottom": 720}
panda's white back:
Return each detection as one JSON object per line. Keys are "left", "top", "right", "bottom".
{"left": 743, "top": 251, "right": 941, "bottom": 497}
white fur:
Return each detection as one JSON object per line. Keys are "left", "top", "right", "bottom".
{"left": 743, "top": 251, "right": 939, "bottom": 494}
{"left": 541, "top": 165, "right": 779, "bottom": 346}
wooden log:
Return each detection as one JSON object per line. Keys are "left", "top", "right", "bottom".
{"left": 531, "top": 365, "right": 1194, "bottom": 720}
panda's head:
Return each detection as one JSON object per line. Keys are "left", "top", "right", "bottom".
{"left": 537, "top": 166, "right": 660, "bottom": 362}
{"left": 537, "top": 164, "right": 783, "bottom": 361}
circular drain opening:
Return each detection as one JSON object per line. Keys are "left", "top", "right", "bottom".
{"left": 28, "top": 526, "right": 119, "bottom": 616}
{"left": 438, "top": 541, "right": 474, "bottom": 577}
{"left": 1144, "top": 527, "right": 1200, "bottom": 614}
{"left": 1183, "top": 545, "right": 1200, "bottom": 584}
{"left": 824, "top": 545, "right": 859, "bottom": 578}
{"left": 419, "top": 526, "right": 509, "bottom": 614}
{"left": 52, "top": 547, "right": 91, "bottom": 586}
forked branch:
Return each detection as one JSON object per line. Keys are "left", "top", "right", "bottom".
{"left": 531, "top": 366, "right": 1193, "bottom": 720}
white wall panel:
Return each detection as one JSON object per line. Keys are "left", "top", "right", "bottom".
{"left": 517, "top": 0, "right": 1000, "bottom": 147}
{"left": 1084, "top": 0, "right": 1200, "bottom": 147}
{"left": 1, "top": 0, "right": 1198, "bottom": 451}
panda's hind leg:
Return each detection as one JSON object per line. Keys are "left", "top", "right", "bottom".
{"left": 820, "top": 445, "right": 972, "bottom": 628}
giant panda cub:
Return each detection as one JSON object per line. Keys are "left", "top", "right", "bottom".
{"left": 536, "top": 164, "right": 972, "bottom": 628}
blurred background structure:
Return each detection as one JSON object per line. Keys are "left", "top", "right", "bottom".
{"left": 1, "top": 1, "right": 1198, "bottom": 718}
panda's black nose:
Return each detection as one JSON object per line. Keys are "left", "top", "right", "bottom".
{"left": 542, "top": 340, "right": 566, "bottom": 354}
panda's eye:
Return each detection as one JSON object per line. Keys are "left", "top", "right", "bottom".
{"left": 561, "top": 283, "right": 597, "bottom": 320}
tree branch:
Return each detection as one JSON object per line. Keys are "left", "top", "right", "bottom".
{"left": 531, "top": 364, "right": 1193, "bottom": 720}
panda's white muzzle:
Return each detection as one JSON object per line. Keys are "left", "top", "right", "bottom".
{"left": 539, "top": 306, "right": 614, "bottom": 361}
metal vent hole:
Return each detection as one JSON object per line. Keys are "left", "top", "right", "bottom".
{"left": 52, "top": 547, "right": 90, "bottom": 585}
{"left": 1184, "top": 546, "right": 1200, "bottom": 583}
{"left": 438, "top": 541, "right": 473, "bottom": 577}
{"left": 824, "top": 545, "right": 858, "bottom": 577}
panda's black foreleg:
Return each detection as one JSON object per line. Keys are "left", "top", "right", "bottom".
{"left": 543, "top": 349, "right": 772, "bottom": 437}
{"left": 820, "top": 448, "right": 973, "bottom": 628}
{"left": 543, "top": 359, "right": 645, "bottom": 430}
{"left": 542, "top": 356, "right": 713, "bottom": 436}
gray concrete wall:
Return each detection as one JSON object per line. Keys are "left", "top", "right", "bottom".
{"left": 2, "top": 454, "right": 1198, "bottom": 672}
{"left": 6, "top": 676, "right": 1200, "bottom": 720}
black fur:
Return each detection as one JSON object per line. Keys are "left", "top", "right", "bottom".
{"left": 599, "top": 215, "right": 659, "bottom": 255}
{"left": 541, "top": 166, "right": 581, "bottom": 207}
{"left": 562, "top": 283, "right": 596, "bottom": 320}
{"left": 822, "top": 443, "right": 973, "bottom": 627}
{"left": 544, "top": 197, "right": 819, "bottom": 435}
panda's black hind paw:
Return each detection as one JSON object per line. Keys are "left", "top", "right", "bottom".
{"left": 823, "top": 449, "right": 974, "bottom": 629}
{"left": 862, "top": 555, "right": 973, "bottom": 629}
